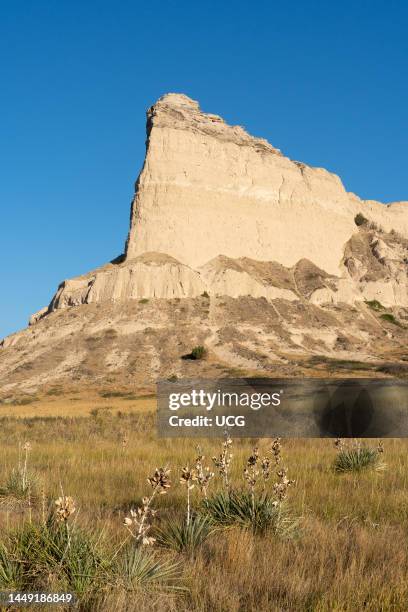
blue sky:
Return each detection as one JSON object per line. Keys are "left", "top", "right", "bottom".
{"left": 0, "top": 0, "right": 407, "bottom": 338}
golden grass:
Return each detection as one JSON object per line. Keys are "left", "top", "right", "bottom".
{"left": 0, "top": 390, "right": 156, "bottom": 417}
{"left": 0, "top": 393, "right": 407, "bottom": 610}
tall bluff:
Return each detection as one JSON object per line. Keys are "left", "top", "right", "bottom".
{"left": 27, "top": 94, "right": 408, "bottom": 324}
{"left": 125, "top": 93, "right": 408, "bottom": 273}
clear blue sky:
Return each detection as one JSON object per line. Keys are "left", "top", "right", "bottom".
{"left": 1, "top": 1, "right": 407, "bottom": 338}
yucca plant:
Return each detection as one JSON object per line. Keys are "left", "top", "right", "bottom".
{"left": 334, "top": 446, "right": 384, "bottom": 473}
{"left": 155, "top": 514, "right": 213, "bottom": 554}
{"left": 0, "top": 442, "right": 40, "bottom": 501}
{"left": 203, "top": 489, "right": 299, "bottom": 537}
{"left": 117, "top": 546, "right": 183, "bottom": 590}
{"left": 8, "top": 514, "right": 108, "bottom": 596}
{"left": 333, "top": 439, "right": 385, "bottom": 473}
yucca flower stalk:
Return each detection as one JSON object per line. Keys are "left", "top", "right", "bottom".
{"left": 244, "top": 447, "right": 259, "bottom": 512}
{"left": 260, "top": 456, "right": 271, "bottom": 492}
{"left": 18, "top": 441, "right": 32, "bottom": 494}
{"left": 55, "top": 490, "right": 76, "bottom": 551}
{"left": 124, "top": 467, "right": 171, "bottom": 546}
{"left": 271, "top": 438, "right": 282, "bottom": 466}
{"left": 273, "top": 467, "right": 295, "bottom": 501}
{"left": 180, "top": 466, "right": 197, "bottom": 526}
{"left": 212, "top": 434, "right": 233, "bottom": 489}
{"left": 55, "top": 494, "right": 76, "bottom": 523}
{"left": 195, "top": 446, "right": 214, "bottom": 499}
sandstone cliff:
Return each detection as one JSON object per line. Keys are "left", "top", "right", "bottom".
{"left": 125, "top": 93, "right": 408, "bottom": 272}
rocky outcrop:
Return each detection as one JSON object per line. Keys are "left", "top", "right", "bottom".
{"left": 48, "top": 253, "right": 206, "bottom": 310}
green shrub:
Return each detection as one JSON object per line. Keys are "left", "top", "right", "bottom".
{"left": 203, "top": 490, "right": 299, "bottom": 537}
{"left": 139, "top": 298, "right": 149, "bottom": 304}
{"left": 334, "top": 446, "right": 384, "bottom": 473}
{"left": 156, "top": 514, "right": 213, "bottom": 554}
{"left": 380, "top": 313, "right": 402, "bottom": 327}
{"left": 365, "top": 299, "right": 385, "bottom": 312}
{"left": 190, "top": 346, "right": 207, "bottom": 360}
{"left": 355, "top": 213, "right": 368, "bottom": 227}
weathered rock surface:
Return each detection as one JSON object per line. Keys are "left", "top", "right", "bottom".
{"left": 2, "top": 293, "right": 408, "bottom": 394}
{"left": 48, "top": 252, "right": 205, "bottom": 311}
{"left": 126, "top": 93, "right": 408, "bottom": 273}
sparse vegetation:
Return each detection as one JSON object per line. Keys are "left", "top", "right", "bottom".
{"left": 190, "top": 345, "right": 207, "bottom": 360}
{"left": 204, "top": 439, "right": 298, "bottom": 536}
{"left": 182, "top": 345, "right": 208, "bottom": 360}
{"left": 139, "top": 298, "right": 149, "bottom": 304}
{"left": 204, "top": 490, "right": 299, "bottom": 537}
{"left": 365, "top": 299, "right": 385, "bottom": 312}
{"left": 376, "top": 363, "right": 408, "bottom": 376}
{"left": 380, "top": 312, "right": 403, "bottom": 327}
{"left": 9, "top": 396, "right": 38, "bottom": 406}
{"left": 307, "top": 356, "right": 374, "bottom": 372}
{"left": 99, "top": 390, "right": 139, "bottom": 399}
{"left": 354, "top": 212, "right": 368, "bottom": 226}
{"left": 104, "top": 327, "right": 118, "bottom": 338}
{"left": 45, "top": 387, "right": 63, "bottom": 396}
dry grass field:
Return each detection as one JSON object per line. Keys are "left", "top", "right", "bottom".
{"left": 0, "top": 391, "right": 407, "bottom": 610}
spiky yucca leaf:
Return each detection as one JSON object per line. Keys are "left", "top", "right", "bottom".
{"left": 156, "top": 514, "right": 213, "bottom": 554}
{"left": 119, "top": 546, "right": 183, "bottom": 590}
{"left": 0, "top": 542, "right": 23, "bottom": 589}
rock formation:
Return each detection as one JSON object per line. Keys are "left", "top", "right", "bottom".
{"left": 27, "top": 93, "right": 408, "bottom": 320}
{"left": 1, "top": 93, "right": 408, "bottom": 393}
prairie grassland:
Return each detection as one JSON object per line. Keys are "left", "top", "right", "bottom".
{"left": 0, "top": 394, "right": 407, "bottom": 610}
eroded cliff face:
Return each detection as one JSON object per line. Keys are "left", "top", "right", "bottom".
{"left": 125, "top": 93, "right": 408, "bottom": 273}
